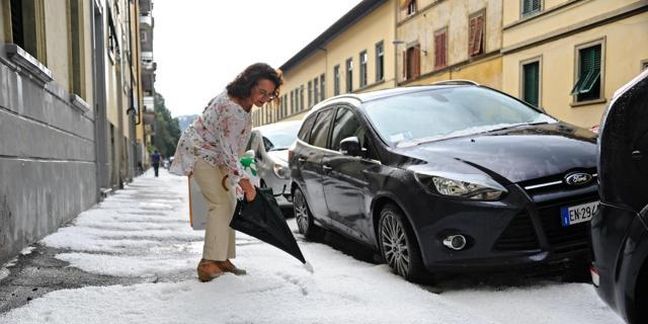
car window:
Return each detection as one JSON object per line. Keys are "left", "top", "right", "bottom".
{"left": 258, "top": 122, "right": 301, "bottom": 151}
{"left": 329, "top": 108, "right": 362, "bottom": 151}
{"left": 298, "top": 114, "right": 316, "bottom": 142}
{"left": 363, "top": 86, "right": 556, "bottom": 147}
{"left": 308, "top": 108, "right": 335, "bottom": 148}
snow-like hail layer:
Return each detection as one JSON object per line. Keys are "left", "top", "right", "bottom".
{"left": 1, "top": 169, "right": 623, "bottom": 324}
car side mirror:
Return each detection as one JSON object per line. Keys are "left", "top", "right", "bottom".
{"left": 339, "top": 136, "right": 364, "bottom": 157}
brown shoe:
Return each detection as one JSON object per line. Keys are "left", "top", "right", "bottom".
{"left": 197, "top": 259, "right": 224, "bottom": 282}
{"left": 219, "top": 259, "right": 247, "bottom": 276}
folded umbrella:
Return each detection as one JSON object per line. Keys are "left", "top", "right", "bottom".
{"left": 230, "top": 187, "right": 306, "bottom": 264}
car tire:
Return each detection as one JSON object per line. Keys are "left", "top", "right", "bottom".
{"left": 378, "top": 204, "right": 426, "bottom": 282}
{"left": 293, "top": 187, "right": 322, "bottom": 240}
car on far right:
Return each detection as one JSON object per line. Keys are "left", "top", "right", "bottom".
{"left": 591, "top": 68, "right": 648, "bottom": 324}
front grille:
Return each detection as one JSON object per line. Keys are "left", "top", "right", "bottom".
{"left": 536, "top": 195, "right": 595, "bottom": 254}
{"left": 494, "top": 212, "right": 540, "bottom": 251}
{"left": 494, "top": 193, "right": 596, "bottom": 254}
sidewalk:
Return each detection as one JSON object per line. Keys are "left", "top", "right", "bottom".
{"left": 0, "top": 169, "right": 621, "bottom": 324}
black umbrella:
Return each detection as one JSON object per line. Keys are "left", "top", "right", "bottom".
{"left": 230, "top": 188, "right": 306, "bottom": 264}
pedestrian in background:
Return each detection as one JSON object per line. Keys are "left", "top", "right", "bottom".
{"left": 170, "top": 63, "right": 282, "bottom": 282}
{"left": 151, "top": 150, "right": 161, "bottom": 177}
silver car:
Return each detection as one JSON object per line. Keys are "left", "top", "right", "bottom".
{"left": 246, "top": 120, "right": 301, "bottom": 207}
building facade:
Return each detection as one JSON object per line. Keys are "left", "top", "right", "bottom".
{"left": 257, "top": 0, "right": 647, "bottom": 131}
{"left": 396, "top": 0, "right": 503, "bottom": 88}
{"left": 502, "top": 0, "right": 648, "bottom": 128}
{"left": 253, "top": 0, "right": 396, "bottom": 126}
{"left": 0, "top": 0, "right": 154, "bottom": 264}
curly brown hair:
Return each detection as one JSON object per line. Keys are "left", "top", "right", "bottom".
{"left": 226, "top": 63, "right": 283, "bottom": 100}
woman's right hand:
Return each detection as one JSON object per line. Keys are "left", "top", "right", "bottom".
{"left": 239, "top": 178, "right": 256, "bottom": 202}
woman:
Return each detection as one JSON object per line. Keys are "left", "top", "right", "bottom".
{"left": 170, "top": 63, "right": 282, "bottom": 282}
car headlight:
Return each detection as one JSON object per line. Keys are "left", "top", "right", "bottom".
{"left": 273, "top": 163, "right": 290, "bottom": 179}
{"left": 414, "top": 172, "right": 507, "bottom": 200}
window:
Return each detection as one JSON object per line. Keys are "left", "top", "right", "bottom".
{"left": 571, "top": 43, "right": 602, "bottom": 102}
{"left": 314, "top": 77, "right": 319, "bottom": 104}
{"left": 521, "top": 0, "right": 542, "bottom": 17}
{"left": 308, "top": 81, "right": 313, "bottom": 107}
{"left": 346, "top": 58, "right": 353, "bottom": 93}
{"left": 469, "top": 10, "right": 485, "bottom": 57}
{"left": 298, "top": 114, "right": 317, "bottom": 142}
{"left": 334, "top": 65, "right": 341, "bottom": 96}
{"left": 69, "top": 0, "right": 85, "bottom": 98}
{"left": 107, "top": 8, "right": 120, "bottom": 63}
{"left": 320, "top": 74, "right": 325, "bottom": 101}
{"left": 300, "top": 85, "right": 305, "bottom": 111}
{"left": 282, "top": 94, "right": 288, "bottom": 117}
{"left": 406, "top": 0, "right": 417, "bottom": 16}
{"left": 522, "top": 60, "right": 540, "bottom": 107}
{"left": 290, "top": 91, "right": 294, "bottom": 116}
{"left": 330, "top": 108, "right": 362, "bottom": 151}
{"left": 404, "top": 45, "right": 420, "bottom": 80}
{"left": 9, "top": 0, "right": 46, "bottom": 62}
{"left": 375, "top": 41, "right": 384, "bottom": 81}
{"left": 309, "top": 109, "right": 335, "bottom": 148}
{"left": 359, "top": 51, "right": 368, "bottom": 88}
{"left": 434, "top": 28, "right": 447, "bottom": 69}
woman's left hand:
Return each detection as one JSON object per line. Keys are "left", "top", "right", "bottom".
{"left": 239, "top": 178, "right": 256, "bottom": 202}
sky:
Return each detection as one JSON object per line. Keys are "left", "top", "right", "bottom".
{"left": 154, "top": 0, "right": 363, "bottom": 118}
{"left": 0, "top": 169, "right": 624, "bottom": 324}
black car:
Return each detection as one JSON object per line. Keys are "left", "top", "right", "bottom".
{"left": 591, "top": 69, "right": 648, "bottom": 324}
{"left": 289, "top": 81, "right": 599, "bottom": 281}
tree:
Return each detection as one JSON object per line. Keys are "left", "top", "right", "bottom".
{"left": 152, "top": 92, "right": 181, "bottom": 158}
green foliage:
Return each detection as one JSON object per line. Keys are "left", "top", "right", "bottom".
{"left": 152, "top": 92, "right": 181, "bottom": 158}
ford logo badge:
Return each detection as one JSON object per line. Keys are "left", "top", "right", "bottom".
{"left": 564, "top": 172, "right": 592, "bottom": 186}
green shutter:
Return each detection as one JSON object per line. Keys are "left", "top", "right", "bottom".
{"left": 523, "top": 62, "right": 539, "bottom": 107}
{"left": 572, "top": 45, "right": 601, "bottom": 101}
{"left": 522, "top": 0, "right": 541, "bottom": 16}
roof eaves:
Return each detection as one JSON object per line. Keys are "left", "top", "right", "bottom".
{"left": 279, "top": 0, "right": 387, "bottom": 72}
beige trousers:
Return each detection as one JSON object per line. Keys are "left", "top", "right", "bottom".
{"left": 193, "top": 159, "right": 236, "bottom": 261}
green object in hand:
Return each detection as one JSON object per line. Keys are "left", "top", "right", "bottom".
{"left": 240, "top": 155, "right": 257, "bottom": 177}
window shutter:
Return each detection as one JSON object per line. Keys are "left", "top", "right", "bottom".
{"left": 469, "top": 17, "right": 477, "bottom": 55}
{"left": 402, "top": 50, "right": 407, "bottom": 79}
{"left": 414, "top": 45, "right": 421, "bottom": 78}
{"left": 475, "top": 15, "right": 484, "bottom": 55}
{"left": 523, "top": 62, "right": 539, "bottom": 107}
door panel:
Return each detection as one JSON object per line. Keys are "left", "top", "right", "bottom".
{"left": 322, "top": 107, "right": 377, "bottom": 240}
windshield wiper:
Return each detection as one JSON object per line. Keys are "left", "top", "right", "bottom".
{"left": 484, "top": 121, "right": 550, "bottom": 133}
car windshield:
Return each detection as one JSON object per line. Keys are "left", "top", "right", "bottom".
{"left": 259, "top": 122, "right": 301, "bottom": 151}
{"left": 363, "top": 86, "right": 556, "bottom": 147}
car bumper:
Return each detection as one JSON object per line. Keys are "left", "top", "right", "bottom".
{"left": 407, "top": 183, "right": 597, "bottom": 272}
{"left": 591, "top": 203, "right": 640, "bottom": 323}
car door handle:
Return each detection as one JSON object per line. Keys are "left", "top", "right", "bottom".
{"left": 322, "top": 165, "right": 333, "bottom": 171}
{"left": 297, "top": 157, "right": 306, "bottom": 162}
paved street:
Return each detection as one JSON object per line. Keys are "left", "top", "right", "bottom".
{"left": 0, "top": 169, "right": 624, "bottom": 324}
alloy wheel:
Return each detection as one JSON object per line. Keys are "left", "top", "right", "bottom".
{"left": 293, "top": 189, "right": 310, "bottom": 235}
{"left": 380, "top": 209, "right": 410, "bottom": 277}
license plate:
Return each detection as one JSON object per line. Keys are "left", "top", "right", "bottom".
{"left": 560, "top": 201, "right": 599, "bottom": 227}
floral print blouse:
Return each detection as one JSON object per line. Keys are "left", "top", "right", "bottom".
{"left": 170, "top": 91, "right": 252, "bottom": 186}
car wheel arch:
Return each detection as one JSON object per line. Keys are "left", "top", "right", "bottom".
{"left": 371, "top": 194, "right": 424, "bottom": 256}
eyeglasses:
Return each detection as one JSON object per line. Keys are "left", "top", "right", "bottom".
{"left": 256, "top": 87, "right": 276, "bottom": 100}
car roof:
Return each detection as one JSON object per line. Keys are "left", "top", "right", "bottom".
{"left": 302, "top": 81, "right": 483, "bottom": 120}
{"left": 316, "top": 81, "right": 481, "bottom": 106}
